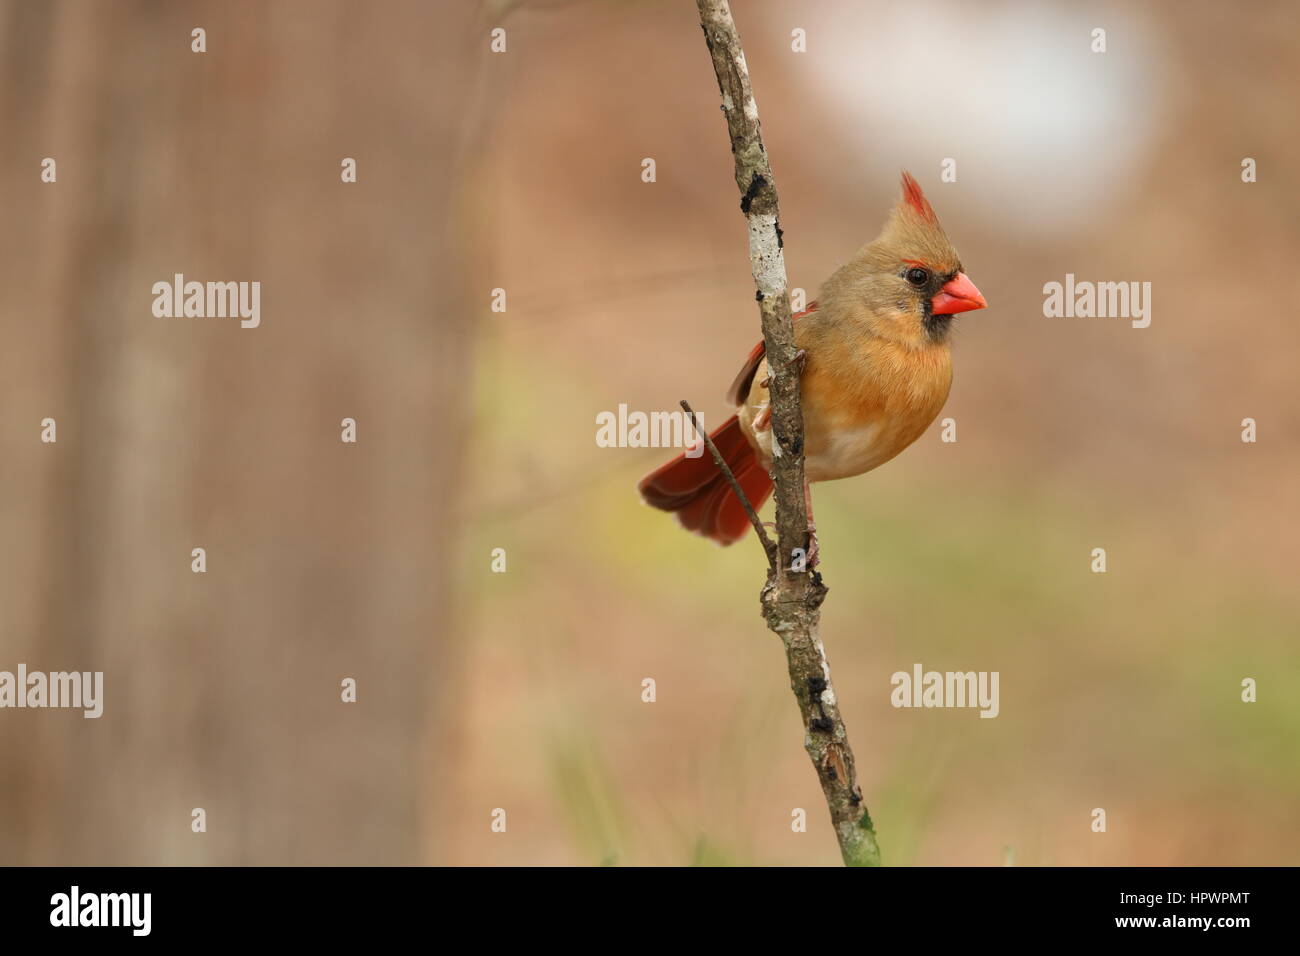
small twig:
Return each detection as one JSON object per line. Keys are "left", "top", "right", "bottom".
{"left": 680, "top": 399, "right": 777, "bottom": 569}
{"left": 696, "top": 0, "right": 880, "bottom": 866}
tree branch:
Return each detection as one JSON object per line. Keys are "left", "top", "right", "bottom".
{"left": 695, "top": 0, "right": 880, "bottom": 867}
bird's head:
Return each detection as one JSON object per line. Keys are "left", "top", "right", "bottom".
{"left": 822, "top": 171, "right": 986, "bottom": 348}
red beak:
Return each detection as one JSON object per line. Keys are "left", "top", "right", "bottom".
{"left": 930, "top": 272, "right": 987, "bottom": 315}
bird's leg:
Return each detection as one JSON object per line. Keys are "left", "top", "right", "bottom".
{"left": 804, "top": 479, "right": 819, "bottom": 569}
{"left": 756, "top": 350, "right": 804, "bottom": 444}
{"left": 763, "top": 477, "right": 818, "bottom": 569}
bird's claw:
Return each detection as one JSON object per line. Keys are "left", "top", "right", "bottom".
{"left": 758, "top": 349, "right": 806, "bottom": 390}
{"left": 770, "top": 522, "right": 819, "bottom": 569}
{"left": 805, "top": 523, "right": 819, "bottom": 569}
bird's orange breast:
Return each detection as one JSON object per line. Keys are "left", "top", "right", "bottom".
{"left": 804, "top": 338, "right": 951, "bottom": 481}
{"left": 739, "top": 333, "right": 952, "bottom": 483}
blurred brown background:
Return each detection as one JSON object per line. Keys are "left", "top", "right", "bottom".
{"left": 1, "top": 0, "right": 1297, "bottom": 866}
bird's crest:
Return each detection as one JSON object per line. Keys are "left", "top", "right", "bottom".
{"left": 874, "top": 170, "right": 956, "bottom": 272}
{"left": 899, "top": 170, "right": 937, "bottom": 224}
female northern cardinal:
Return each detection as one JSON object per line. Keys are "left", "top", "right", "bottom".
{"left": 638, "top": 172, "right": 986, "bottom": 553}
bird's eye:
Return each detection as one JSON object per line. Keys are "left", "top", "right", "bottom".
{"left": 905, "top": 267, "right": 930, "bottom": 287}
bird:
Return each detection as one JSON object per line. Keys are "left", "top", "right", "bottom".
{"left": 638, "top": 171, "right": 986, "bottom": 561}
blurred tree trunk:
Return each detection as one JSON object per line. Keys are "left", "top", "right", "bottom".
{"left": 0, "top": 0, "right": 482, "bottom": 864}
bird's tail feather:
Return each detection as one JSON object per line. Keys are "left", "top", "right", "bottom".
{"left": 637, "top": 414, "right": 772, "bottom": 545}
